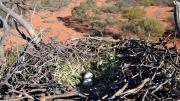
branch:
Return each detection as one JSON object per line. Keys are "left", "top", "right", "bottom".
{"left": 0, "top": 1, "right": 41, "bottom": 45}
{"left": 111, "top": 83, "right": 128, "bottom": 98}
{"left": 119, "top": 78, "right": 150, "bottom": 97}
{"left": 0, "top": 16, "right": 9, "bottom": 62}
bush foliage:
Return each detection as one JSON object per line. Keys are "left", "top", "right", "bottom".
{"left": 122, "top": 7, "right": 145, "bottom": 20}
{"left": 90, "top": 16, "right": 108, "bottom": 31}
{"left": 54, "top": 60, "right": 90, "bottom": 87}
{"left": 89, "top": 16, "right": 116, "bottom": 32}
{"left": 113, "top": 0, "right": 172, "bottom": 7}
{"left": 136, "top": 0, "right": 172, "bottom": 6}
{"left": 72, "top": 0, "right": 98, "bottom": 21}
{"left": 100, "top": 4, "right": 120, "bottom": 13}
{"left": 31, "top": 0, "right": 70, "bottom": 9}
{"left": 124, "top": 17, "right": 165, "bottom": 38}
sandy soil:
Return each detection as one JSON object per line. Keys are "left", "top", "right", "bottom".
{"left": 30, "top": 1, "right": 84, "bottom": 42}
{"left": 96, "top": 0, "right": 106, "bottom": 7}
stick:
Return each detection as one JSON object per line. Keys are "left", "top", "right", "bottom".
{"left": 120, "top": 78, "right": 150, "bottom": 97}
{"left": 111, "top": 83, "right": 128, "bottom": 98}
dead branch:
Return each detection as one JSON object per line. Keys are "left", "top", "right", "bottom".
{"left": 0, "top": 1, "right": 41, "bottom": 45}
{"left": 120, "top": 78, "right": 150, "bottom": 97}
{"left": 0, "top": 16, "right": 9, "bottom": 46}
{"left": 111, "top": 83, "right": 128, "bottom": 98}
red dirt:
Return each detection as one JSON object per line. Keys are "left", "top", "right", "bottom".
{"left": 29, "top": 0, "right": 85, "bottom": 41}
{"left": 96, "top": 0, "right": 106, "bottom": 7}
{"left": 166, "top": 38, "right": 180, "bottom": 49}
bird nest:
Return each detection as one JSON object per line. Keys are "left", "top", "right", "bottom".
{"left": 0, "top": 37, "right": 179, "bottom": 101}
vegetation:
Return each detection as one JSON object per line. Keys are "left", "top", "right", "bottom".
{"left": 31, "top": 0, "right": 70, "bottom": 9}
{"left": 72, "top": 0, "right": 98, "bottom": 21}
{"left": 90, "top": 16, "right": 108, "bottom": 32}
{"left": 54, "top": 59, "right": 90, "bottom": 87}
{"left": 5, "top": 52, "right": 16, "bottom": 65}
{"left": 100, "top": 4, "right": 120, "bottom": 13}
{"left": 71, "top": 0, "right": 167, "bottom": 38}
{"left": 54, "top": 48, "right": 119, "bottom": 86}
{"left": 113, "top": 0, "right": 172, "bottom": 7}
{"left": 72, "top": 0, "right": 118, "bottom": 34}
{"left": 124, "top": 17, "right": 165, "bottom": 38}
{"left": 114, "top": 0, "right": 139, "bottom": 8}
{"left": 106, "top": 0, "right": 172, "bottom": 9}
{"left": 136, "top": 0, "right": 173, "bottom": 6}
{"left": 89, "top": 16, "right": 116, "bottom": 32}
{"left": 91, "top": 51, "right": 119, "bottom": 82}
{"left": 120, "top": 6, "right": 164, "bottom": 39}
{"left": 122, "top": 7, "right": 145, "bottom": 20}
{"left": 140, "top": 17, "right": 165, "bottom": 36}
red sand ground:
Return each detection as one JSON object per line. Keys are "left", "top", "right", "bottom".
{"left": 30, "top": 2, "right": 84, "bottom": 42}
{"left": 0, "top": 0, "right": 180, "bottom": 50}
{"left": 0, "top": 0, "right": 84, "bottom": 50}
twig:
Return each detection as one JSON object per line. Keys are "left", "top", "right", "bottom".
{"left": 45, "top": 92, "right": 86, "bottom": 100}
{"left": 141, "top": 89, "right": 149, "bottom": 101}
{"left": 151, "top": 80, "right": 169, "bottom": 94}
{"left": 111, "top": 83, "right": 128, "bottom": 98}
{"left": 120, "top": 78, "right": 150, "bottom": 97}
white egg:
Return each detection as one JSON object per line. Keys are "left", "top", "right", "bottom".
{"left": 83, "top": 78, "right": 93, "bottom": 86}
{"left": 84, "top": 72, "right": 93, "bottom": 79}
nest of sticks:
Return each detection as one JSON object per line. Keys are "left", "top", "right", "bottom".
{"left": 0, "top": 37, "right": 179, "bottom": 101}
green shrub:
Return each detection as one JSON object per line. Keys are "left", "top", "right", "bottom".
{"left": 5, "top": 52, "right": 16, "bottom": 65}
{"left": 72, "top": 0, "right": 97, "bottom": 21}
{"left": 53, "top": 49, "right": 118, "bottom": 86}
{"left": 90, "top": 16, "right": 108, "bottom": 32}
{"left": 136, "top": 0, "right": 172, "bottom": 6}
{"left": 54, "top": 60, "right": 90, "bottom": 87}
{"left": 72, "top": 6, "right": 88, "bottom": 21}
{"left": 101, "top": 4, "right": 119, "bottom": 13}
{"left": 106, "top": 18, "right": 117, "bottom": 25}
{"left": 113, "top": 0, "right": 172, "bottom": 7}
{"left": 141, "top": 17, "right": 165, "bottom": 36}
{"left": 124, "top": 17, "right": 165, "bottom": 38}
{"left": 159, "top": 0, "right": 173, "bottom": 6}
{"left": 115, "top": 0, "right": 139, "bottom": 8}
{"left": 122, "top": 7, "right": 145, "bottom": 20}
{"left": 91, "top": 51, "right": 119, "bottom": 83}
{"left": 89, "top": 16, "right": 117, "bottom": 32}
{"left": 31, "top": 0, "right": 70, "bottom": 9}
{"left": 136, "top": 0, "right": 154, "bottom": 5}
